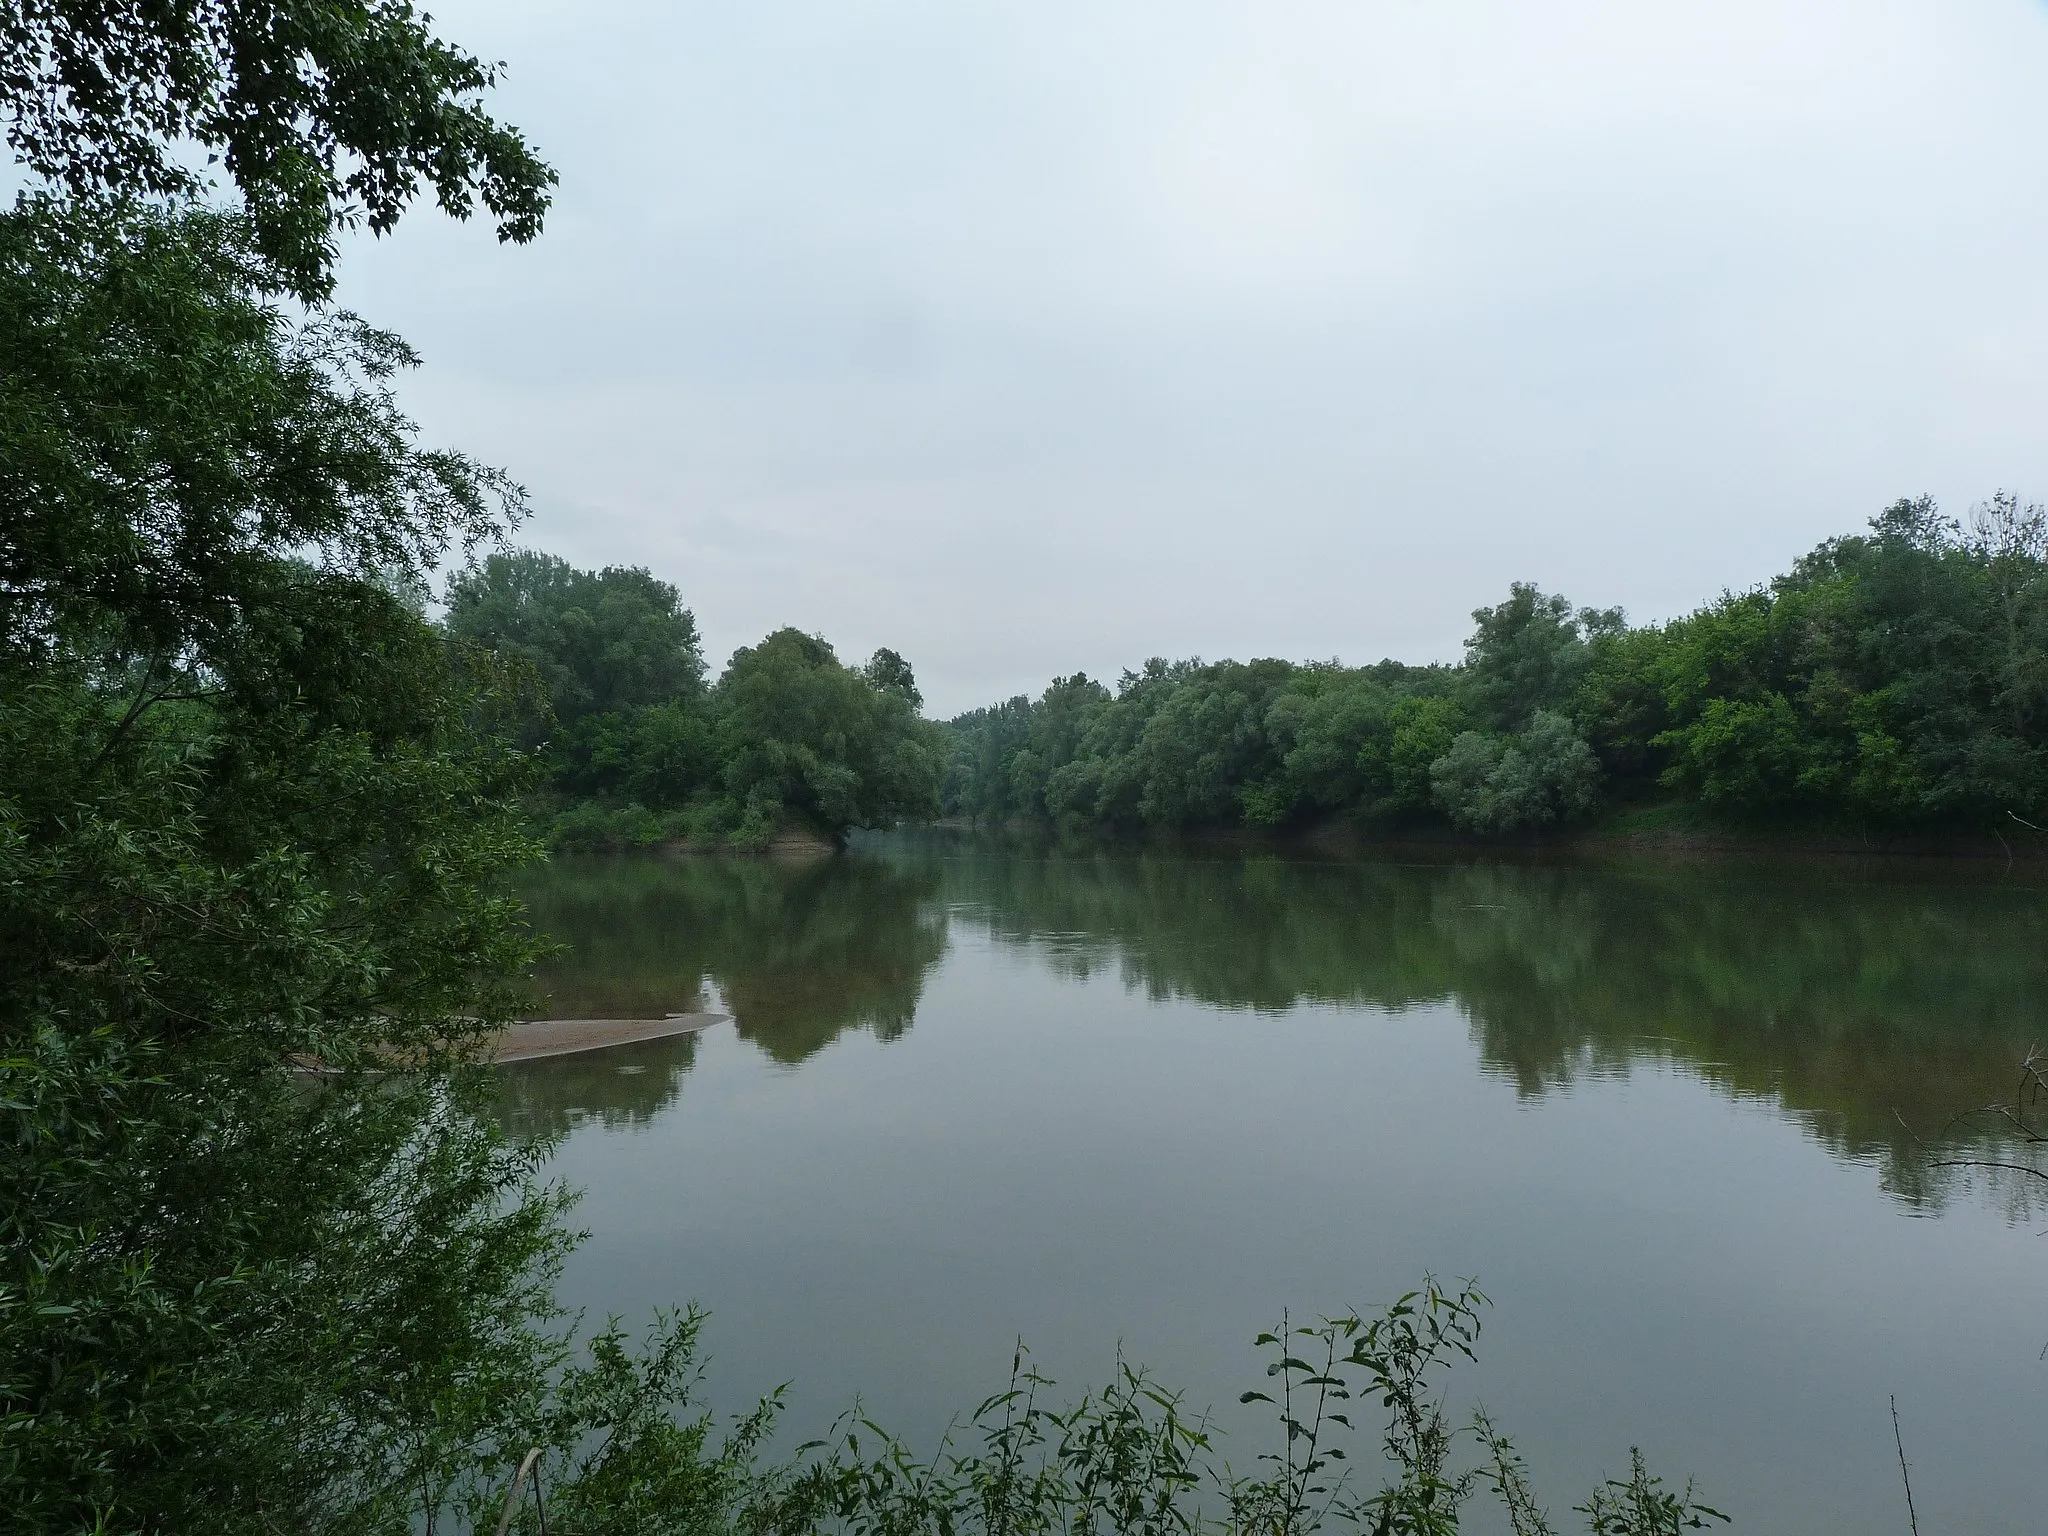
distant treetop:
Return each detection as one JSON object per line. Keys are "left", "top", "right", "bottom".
{"left": 444, "top": 551, "right": 706, "bottom": 725}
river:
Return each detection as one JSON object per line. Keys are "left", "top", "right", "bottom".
{"left": 504, "top": 831, "right": 2048, "bottom": 1534}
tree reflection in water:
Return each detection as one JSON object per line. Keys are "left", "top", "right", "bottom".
{"left": 501, "top": 853, "right": 947, "bottom": 1137}
{"left": 902, "top": 830, "right": 2048, "bottom": 1211}
{"left": 508, "top": 832, "right": 2048, "bottom": 1210}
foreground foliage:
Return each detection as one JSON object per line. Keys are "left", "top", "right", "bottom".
{"left": 941, "top": 500, "right": 2048, "bottom": 840}
{"left": 0, "top": 194, "right": 565, "bottom": 1532}
{"left": 0, "top": 0, "right": 554, "bottom": 299}
{"left": 477, "top": 1283, "right": 1723, "bottom": 1536}
{"left": 807, "top": 1282, "right": 1725, "bottom": 1536}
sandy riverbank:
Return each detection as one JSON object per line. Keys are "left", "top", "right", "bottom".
{"left": 491, "top": 1012, "right": 727, "bottom": 1063}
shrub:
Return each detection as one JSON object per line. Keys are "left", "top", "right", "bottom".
{"left": 1431, "top": 713, "right": 1601, "bottom": 834}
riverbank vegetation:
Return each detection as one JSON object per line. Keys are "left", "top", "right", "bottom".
{"left": 443, "top": 551, "right": 945, "bottom": 849}
{"left": 942, "top": 501, "right": 2048, "bottom": 843}
{"left": 0, "top": 189, "right": 593, "bottom": 1536}
{"left": 0, "top": 2, "right": 1901, "bottom": 1530}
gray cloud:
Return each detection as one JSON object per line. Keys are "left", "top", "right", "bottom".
{"left": 336, "top": 0, "right": 2048, "bottom": 714}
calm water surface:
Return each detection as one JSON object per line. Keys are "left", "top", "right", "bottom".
{"left": 505, "top": 833, "right": 2048, "bottom": 1535}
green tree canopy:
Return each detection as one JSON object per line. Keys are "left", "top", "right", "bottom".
{"left": 436, "top": 555, "right": 944, "bottom": 846}
{"left": 0, "top": 0, "right": 555, "bottom": 298}
{"left": 940, "top": 502, "right": 2048, "bottom": 842}
{"left": 716, "top": 627, "right": 944, "bottom": 841}
{"left": 444, "top": 549, "right": 706, "bottom": 725}
{"left": 0, "top": 198, "right": 582, "bottom": 1536}
{"left": 1431, "top": 710, "right": 1601, "bottom": 832}
{"left": 1641, "top": 497, "right": 2048, "bottom": 821}
{"left": 1463, "top": 582, "right": 1619, "bottom": 733}
{"left": 863, "top": 646, "right": 923, "bottom": 709}
{"left": 0, "top": 18, "right": 785, "bottom": 1534}
{"left": 0, "top": 201, "right": 523, "bottom": 665}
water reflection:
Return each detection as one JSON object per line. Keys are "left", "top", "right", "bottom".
{"left": 513, "top": 835, "right": 2048, "bottom": 1207}
{"left": 498, "top": 1030, "right": 702, "bottom": 1140}
{"left": 519, "top": 852, "right": 947, "bottom": 1073}
{"left": 905, "top": 835, "right": 2048, "bottom": 1208}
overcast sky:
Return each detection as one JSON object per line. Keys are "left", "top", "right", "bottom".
{"left": 336, "top": 0, "right": 2048, "bottom": 716}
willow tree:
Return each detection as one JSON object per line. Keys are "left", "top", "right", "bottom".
{"left": 0, "top": 12, "right": 749, "bottom": 1533}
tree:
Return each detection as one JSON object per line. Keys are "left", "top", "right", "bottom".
{"left": 1630, "top": 499, "right": 2048, "bottom": 823}
{"left": 1, "top": 201, "right": 529, "bottom": 666}
{"left": 445, "top": 550, "right": 707, "bottom": 726}
{"left": 937, "top": 495, "right": 2048, "bottom": 839}
{"left": 1266, "top": 670, "right": 1393, "bottom": 815}
{"left": 438, "top": 557, "right": 948, "bottom": 845}
{"left": 865, "top": 647, "right": 924, "bottom": 710}
{"left": 942, "top": 675, "right": 1111, "bottom": 825}
{"left": 0, "top": 0, "right": 555, "bottom": 298}
{"left": 1131, "top": 660, "right": 1294, "bottom": 828}
{"left": 443, "top": 552, "right": 714, "bottom": 814}
{"left": 942, "top": 696, "right": 1036, "bottom": 822}
{"left": 1430, "top": 711, "right": 1600, "bottom": 834}
{"left": 0, "top": 200, "right": 583, "bottom": 1532}
{"left": 1970, "top": 491, "right": 2048, "bottom": 743}
{"left": 715, "top": 628, "right": 944, "bottom": 842}
{"left": 1463, "top": 583, "right": 1617, "bottom": 733}
{"left": 0, "top": 18, "right": 800, "bottom": 1533}
{"left": 1374, "top": 695, "right": 1468, "bottom": 815}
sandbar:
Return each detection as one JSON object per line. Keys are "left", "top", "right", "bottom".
{"left": 489, "top": 1012, "right": 727, "bottom": 1063}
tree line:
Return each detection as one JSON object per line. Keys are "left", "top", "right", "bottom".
{"left": 442, "top": 551, "right": 945, "bottom": 848}
{"left": 0, "top": 2, "right": 1785, "bottom": 1529}
{"left": 943, "top": 497, "right": 2048, "bottom": 840}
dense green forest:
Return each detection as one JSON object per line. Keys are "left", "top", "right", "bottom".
{"left": 443, "top": 551, "right": 944, "bottom": 848}
{"left": 443, "top": 492, "right": 2048, "bottom": 853}
{"left": 943, "top": 498, "right": 2048, "bottom": 841}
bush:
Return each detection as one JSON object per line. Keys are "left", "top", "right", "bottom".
{"left": 1431, "top": 712, "right": 1601, "bottom": 834}
{"left": 733, "top": 1280, "right": 1725, "bottom": 1536}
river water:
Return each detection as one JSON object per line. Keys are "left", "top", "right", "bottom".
{"left": 503, "top": 832, "right": 2048, "bottom": 1534}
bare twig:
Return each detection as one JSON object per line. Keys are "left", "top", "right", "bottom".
{"left": 1923, "top": 1049, "right": 2048, "bottom": 1188}
{"left": 1926, "top": 1157, "right": 2048, "bottom": 1184}
{"left": 84, "top": 652, "right": 164, "bottom": 776}
{"left": 1890, "top": 1397, "right": 1919, "bottom": 1536}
